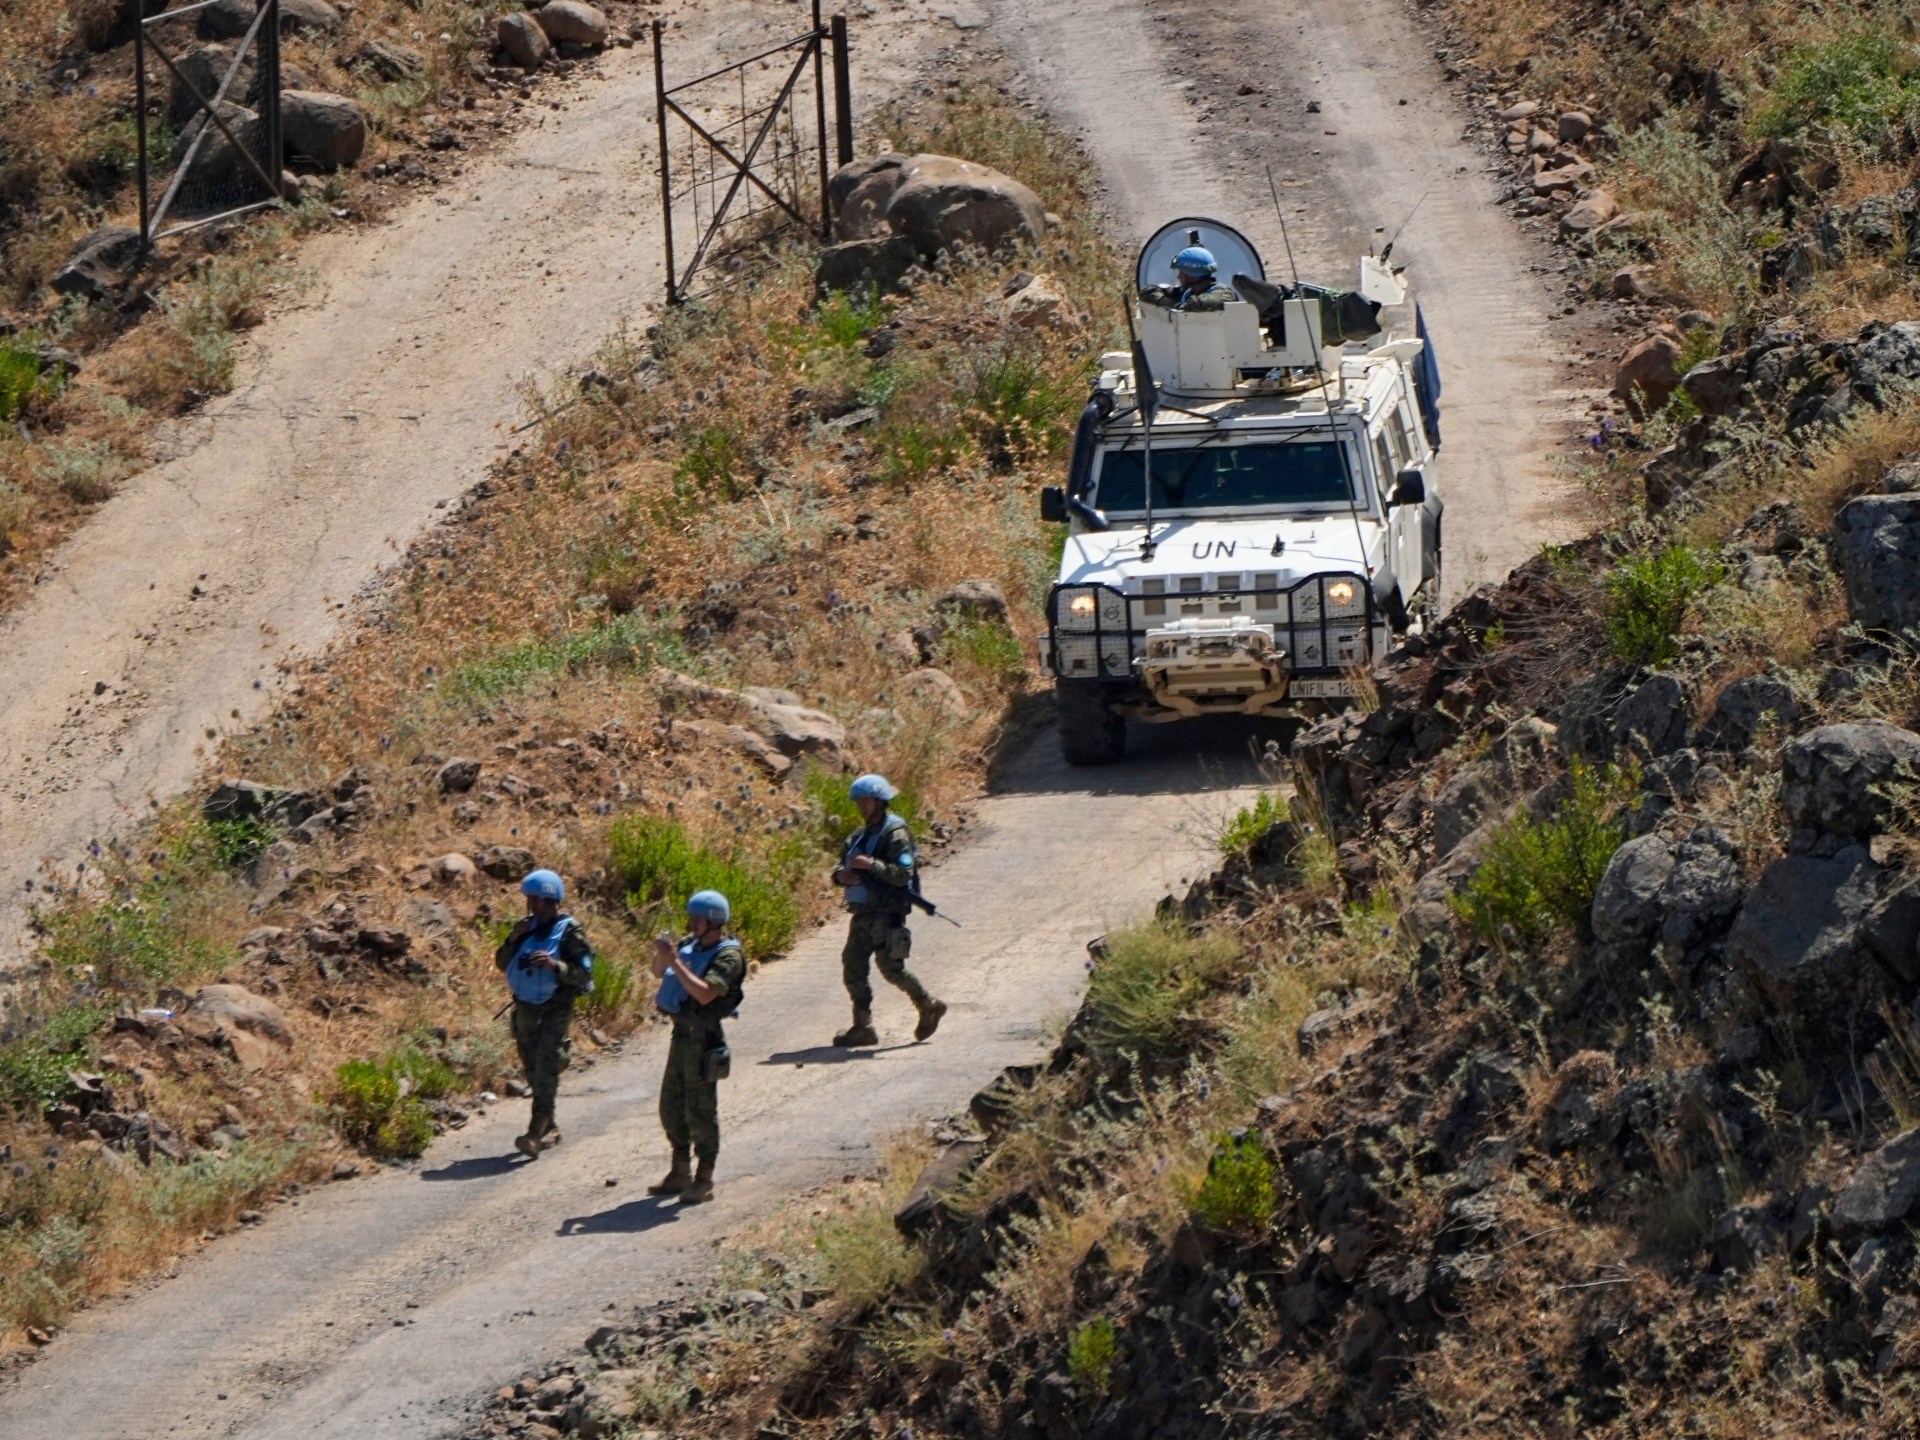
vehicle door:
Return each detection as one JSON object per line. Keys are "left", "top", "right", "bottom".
{"left": 1380, "top": 409, "right": 1431, "bottom": 596}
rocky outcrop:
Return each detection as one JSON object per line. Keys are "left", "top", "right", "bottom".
{"left": 496, "top": 11, "right": 552, "bottom": 69}
{"left": 1727, "top": 846, "right": 1883, "bottom": 1009}
{"left": 1833, "top": 494, "right": 1920, "bottom": 633}
{"left": 51, "top": 226, "right": 145, "bottom": 299}
{"left": 281, "top": 90, "right": 366, "bottom": 170}
{"left": 829, "top": 153, "right": 1045, "bottom": 258}
{"left": 531, "top": 0, "right": 608, "bottom": 46}
{"left": 1779, "top": 721, "right": 1920, "bottom": 839}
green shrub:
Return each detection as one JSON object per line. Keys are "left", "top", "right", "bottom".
{"left": 1219, "top": 791, "right": 1288, "bottom": 861}
{"left": 1452, "top": 760, "right": 1632, "bottom": 945}
{"left": 1067, "top": 1316, "right": 1121, "bottom": 1396}
{"left": 875, "top": 417, "right": 971, "bottom": 487}
{"left": 810, "top": 288, "right": 890, "bottom": 349}
{"left": 333, "top": 1058, "right": 436, "bottom": 1158}
{"left": 943, "top": 618, "right": 1025, "bottom": 683}
{"left": 1190, "top": 1132, "right": 1278, "bottom": 1232}
{"left": 675, "top": 423, "right": 751, "bottom": 499}
{"left": 0, "top": 339, "right": 56, "bottom": 423}
{"left": 578, "top": 955, "right": 636, "bottom": 1022}
{"left": 37, "top": 842, "right": 227, "bottom": 988}
{"left": 1752, "top": 32, "right": 1920, "bottom": 149}
{"left": 812, "top": 1199, "right": 922, "bottom": 1312}
{"left": 607, "top": 814, "right": 800, "bottom": 955}
{"left": 1604, "top": 543, "right": 1722, "bottom": 668}
{"left": 0, "top": 1005, "right": 109, "bottom": 1114}
{"left": 1085, "top": 919, "right": 1241, "bottom": 1059}
{"left": 964, "top": 347, "right": 1076, "bottom": 466}
{"left": 445, "top": 611, "right": 688, "bottom": 703}
{"left": 205, "top": 815, "right": 275, "bottom": 870}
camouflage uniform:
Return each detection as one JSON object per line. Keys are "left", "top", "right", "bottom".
{"left": 837, "top": 813, "right": 941, "bottom": 1038}
{"left": 658, "top": 937, "right": 746, "bottom": 1169}
{"left": 1142, "top": 279, "right": 1240, "bottom": 313}
{"left": 494, "top": 917, "right": 593, "bottom": 1144}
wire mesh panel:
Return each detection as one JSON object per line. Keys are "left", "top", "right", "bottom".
{"left": 652, "top": 4, "right": 853, "bottom": 304}
{"left": 135, "top": 0, "right": 285, "bottom": 245}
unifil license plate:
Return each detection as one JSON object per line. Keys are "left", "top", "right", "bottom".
{"left": 1289, "top": 676, "right": 1354, "bottom": 699}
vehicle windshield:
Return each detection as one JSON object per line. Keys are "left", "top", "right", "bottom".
{"left": 1092, "top": 439, "right": 1358, "bottom": 514}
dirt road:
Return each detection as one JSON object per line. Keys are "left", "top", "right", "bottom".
{"left": 995, "top": 0, "right": 1587, "bottom": 596}
{"left": 0, "top": 0, "right": 932, "bottom": 964}
{"left": 0, "top": 729, "right": 1262, "bottom": 1438}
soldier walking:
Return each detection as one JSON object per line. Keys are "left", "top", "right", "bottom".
{"left": 647, "top": 890, "right": 745, "bottom": 1205}
{"left": 831, "top": 774, "right": 946, "bottom": 1048}
{"left": 495, "top": 868, "right": 594, "bottom": 1158}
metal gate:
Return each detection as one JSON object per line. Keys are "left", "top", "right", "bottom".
{"left": 652, "top": 3, "right": 853, "bottom": 305}
{"left": 134, "top": 0, "right": 285, "bottom": 249}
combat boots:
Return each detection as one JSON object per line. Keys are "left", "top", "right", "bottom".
{"left": 647, "top": 1149, "right": 692, "bottom": 1196}
{"left": 914, "top": 998, "right": 948, "bottom": 1042}
{"left": 833, "top": 1007, "right": 879, "bottom": 1048}
{"left": 679, "top": 1157, "right": 716, "bottom": 1205}
{"left": 515, "top": 1103, "right": 554, "bottom": 1159}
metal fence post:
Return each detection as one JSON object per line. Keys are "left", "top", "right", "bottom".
{"left": 653, "top": 19, "right": 678, "bottom": 304}
{"left": 811, "top": 0, "right": 829, "bottom": 241}
{"left": 263, "top": 0, "right": 283, "bottom": 198}
{"left": 830, "top": 15, "right": 853, "bottom": 168}
{"left": 134, "top": 15, "right": 151, "bottom": 250}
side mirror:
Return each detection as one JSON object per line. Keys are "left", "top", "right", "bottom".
{"left": 1391, "top": 468, "right": 1425, "bottom": 506}
{"left": 1040, "top": 486, "right": 1067, "bottom": 524}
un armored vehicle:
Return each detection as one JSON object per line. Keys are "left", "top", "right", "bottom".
{"left": 1038, "top": 218, "right": 1444, "bottom": 765}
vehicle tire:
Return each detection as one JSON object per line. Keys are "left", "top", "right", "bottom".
{"left": 1056, "top": 683, "right": 1126, "bottom": 765}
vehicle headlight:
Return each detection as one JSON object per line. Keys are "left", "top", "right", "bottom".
{"left": 1069, "top": 593, "right": 1097, "bottom": 619}
{"left": 1327, "top": 580, "right": 1357, "bottom": 607}
{"left": 1056, "top": 585, "right": 1122, "bottom": 632}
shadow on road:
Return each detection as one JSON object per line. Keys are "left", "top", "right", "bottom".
{"left": 989, "top": 715, "right": 1288, "bottom": 798}
{"left": 557, "top": 1196, "right": 684, "bottom": 1236}
{"left": 420, "top": 1153, "right": 529, "bottom": 1182}
{"left": 760, "top": 1042, "right": 918, "bottom": 1067}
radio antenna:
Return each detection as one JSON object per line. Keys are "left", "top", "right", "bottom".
{"left": 1379, "top": 191, "right": 1429, "bottom": 261}
{"left": 1266, "top": 166, "right": 1373, "bottom": 588}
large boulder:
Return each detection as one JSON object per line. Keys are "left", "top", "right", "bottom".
{"left": 1615, "top": 672, "right": 1689, "bottom": 759}
{"left": 50, "top": 226, "right": 144, "bottom": 299}
{"left": 168, "top": 42, "right": 260, "bottom": 127}
{"left": 179, "top": 101, "right": 266, "bottom": 190}
{"left": 739, "top": 689, "right": 847, "bottom": 765}
{"left": 276, "top": 0, "right": 340, "bottom": 32}
{"left": 830, "top": 154, "right": 908, "bottom": 240}
{"left": 1779, "top": 721, "right": 1920, "bottom": 838}
{"left": 357, "top": 37, "right": 426, "bottom": 81}
{"left": 1727, "top": 847, "right": 1883, "bottom": 1009}
{"left": 815, "top": 236, "right": 917, "bottom": 295}
{"left": 196, "top": 0, "right": 258, "bottom": 38}
{"left": 1702, "top": 672, "right": 1799, "bottom": 750}
{"left": 188, "top": 984, "right": 293, "bottom": 1070}
{"left": 204, "top": 777, "right": 320, "bottom": 827}
{"left": 281, "top": 89, "right": 366, "bottom": 170}
{"left": 935, "top": 578, "right": 1010, "bottom": 628}
{"left": 862, "top": 154, "right": 1046, "bottom": 259}
{"left": 496, "top": 11, "right": 551, "bottom": 68}
{"left": 531, "top": 0, "right": 607, "bottom": 45}
{"left": 1591, "top": 825, "right": 1743, "bottom": 954}
{"left": 1833, "top": 1130, "right": 1920, "bottom": 1238}
{"left": 1833, "top": 494, "right": 1920, "bottom": 632}
{"left": 1613, "top": 333, "right": 1683, "bottom": 414}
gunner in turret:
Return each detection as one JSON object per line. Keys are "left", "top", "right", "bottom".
{"left": 1141, "top": 245, "right": 1238, "bottom": 312}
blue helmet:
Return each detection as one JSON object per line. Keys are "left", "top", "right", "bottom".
{"left": 850, "top": 773, "right": 897, "bottom": 803}
{"left": 1173, "top": 245, "right": 1217, "bottom": 276}
{"left": 686, "top": 889, "right": 731, "bottom": 924}
{"left": 521, "top": 868, "right": 565, "bottom": 902}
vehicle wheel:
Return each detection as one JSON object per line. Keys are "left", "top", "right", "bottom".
{"left": 1056, "top": 683, "right": 1126, "bottom": 765}
{"left": 1383, "top": 587, "right": 1411, "bottom": 634}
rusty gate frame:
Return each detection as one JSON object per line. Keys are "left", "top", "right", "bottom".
{"left": 134, "top": 0, "right": 286, "bottom": 249}
{"left": 652, "top": 2, "right": 854, "bottom": 305}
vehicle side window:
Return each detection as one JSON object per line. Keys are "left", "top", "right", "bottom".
{"left": 1394, "top": 399, "right": 1422, "bottom": 466}
{"left": 1371, "top": 430, "right": 1396, "bottom": 502}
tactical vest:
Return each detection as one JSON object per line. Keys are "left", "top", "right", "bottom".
{"left": 657, "top": 936, "right": 743, "bottom": 1017}
{"left": 506, "top": 916, "right": 588, "bottom": 1005}
{"left": 842, "top": 812, "right": 916, "bottom": 912}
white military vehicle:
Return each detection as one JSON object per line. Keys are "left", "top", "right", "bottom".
{"left": 1038, "top": 218, "right": 1444, "bottom": 765}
